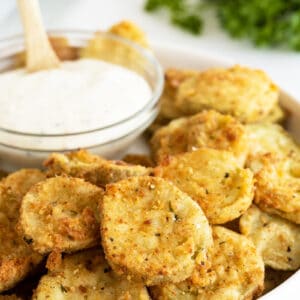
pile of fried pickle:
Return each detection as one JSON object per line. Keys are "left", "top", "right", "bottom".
{"left": 0, "top": 21, "right": 299, "bottom": 300}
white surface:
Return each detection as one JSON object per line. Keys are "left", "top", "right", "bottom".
{"left": 0, "top": 0, "right": 299, "bottom": 103}
{"left": 0, "top": 58, "right": 151, "bottom": 134}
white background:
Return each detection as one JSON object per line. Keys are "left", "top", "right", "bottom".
{"left": 0, "top": 0, "right": 299, "bottom": 101}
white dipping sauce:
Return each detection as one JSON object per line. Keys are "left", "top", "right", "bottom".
{"left": 0, "top": 59, "right": 152, "bottom": 134}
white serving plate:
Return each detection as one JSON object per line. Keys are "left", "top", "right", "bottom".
{"left": 126, "top": 43, "right": 299, "bottom": 300}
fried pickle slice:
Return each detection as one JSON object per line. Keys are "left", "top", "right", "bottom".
{"left": 19, "top": 176, "right": 104, "bottom": 254}
{"left": 246, "top": 123, "right": 300, "bottom": 159}
{"left": 80, "top": 20, "right": 149, "bottom": 73}
{"left": 154, "top": 149, "right": 254, "bottom": 224}
{"left": 150, "top": 117, "right": 188, "bottom": 163}
{"left": 159, "top": 69, "right": 198, "bottom": 121}
{"left": 44, "top": 150, "right": 149, "bottom": 187}
{"left": 248, "top": 153, "right": 300, "bottom": 224}
{"left": 33, "top": 248, "right": 150, "bottom": 300}
{"left": 150, "top": 226, "right": 264, "bottom": 300}
{"left": 245, "top": 123, "right": 300, "bottom": 223}
{"left": 240, "top": 205, "right": 300, "bottom": 270}
{"left": 151, "top": 110, "right": 249, "bottom": 165}
{"left": 174, "top": 65, "right": 279, "bottom": 123}
{"left": 0, "top": 170, "right": 45, "bottom": 292}
{"left": 100, "top": 176, "right": 212, "bottom": 285}
{"left": 108, "top": 20, "right": 149, "bottom": 48}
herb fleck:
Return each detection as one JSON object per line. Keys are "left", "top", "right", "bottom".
{"left": 23, "top": 237, "right": 33, "bottom": 244}
{"left": 60, "top": 285, "right": 68, "bottom": 293}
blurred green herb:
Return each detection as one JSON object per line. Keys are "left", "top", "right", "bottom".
{"left": 144, "top": 0, "right": 300, "bottom": 50}
{"left": 145, "top": 0, "right": 204, "bottom": 34}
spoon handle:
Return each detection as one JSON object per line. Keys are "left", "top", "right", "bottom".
{"left": 17, "top": 0, "right": 60, "bottom": 72}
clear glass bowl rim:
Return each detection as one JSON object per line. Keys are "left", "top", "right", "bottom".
{"left": 0, "top": 29, "right": 164, "bottom": 137}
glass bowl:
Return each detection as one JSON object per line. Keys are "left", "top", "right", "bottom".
{"left": 0, "top": 30, "right": 164, "bottom": 170}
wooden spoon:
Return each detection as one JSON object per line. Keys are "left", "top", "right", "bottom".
{"left": 17, "top": 0, "right": 60, "bottom": 72}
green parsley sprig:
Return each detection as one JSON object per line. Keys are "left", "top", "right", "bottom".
{"left": 145, "top": 0, "right": 204, "bottom": 34}
{"left": 145, "top": 0, "right": 300, "bottom": 51}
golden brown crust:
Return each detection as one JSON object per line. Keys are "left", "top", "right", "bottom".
{"left": 108, "top": 20, "right": 149, "bottom": 48}
{"left": 0, "top": 169, "right": 45, "bottom": 292}
{"left": 100, "top": 176, "right": 212, "bottom": 285}
{"left": 19, "top": 176, "right": 104, "bottom": 254}
{"left": 245, "top": 123, "right": 300, "bottom": 160}
{"left": 44, "top": 149, "right": 149, "bottom": 187}
{"left": 154, "top": 148, "right": 254, "bottom": 224}
{"left": 240, "top": 205, "right": 300, "bottom": 270}
{"left": 159, "top": 69, "right": 198, "bottom": 120}
{"left": 79, "top": 20, "right": 149, "bottom": 74}
{"left": 150, "top": 117, "right": 188, "bottom": 163}
{"left": 150, "top": 226, "right": 264, "bottom": 300}
{"left": 175, "top": 65, "right": 279, "bottom": 123}
{"left": 248, "top": 153, "right": 300, "bottom": 224}
{"left": 33, "top": 248, "right": 150, "bottom": 300}
{"left": 151, "top": 110, "right": 249, "bottom": 165}
{"left": 157, "top": 66, "right": 279, "bottom": 123}
{"left": 245, "top": 123, "right": 300, "bottom": 223}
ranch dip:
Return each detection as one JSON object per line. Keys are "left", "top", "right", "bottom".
{"left": 0, "top": 58, "right": 152, "bottom": 134}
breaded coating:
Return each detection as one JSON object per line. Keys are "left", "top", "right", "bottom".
{"left": 246, "top": 123, "right": 300, "bottom": 223}
{"left": 33, "top": 248, "right": 150, "bottom": 300}
{"left": 159, "top": 66, "right": 279, "bottom": 123}
{"left": 154, "top": 149, "right": 254, "bottom": 224}
{"left": 19, "top": 176, "right": 104, "bottom": 254}
{"left": 151, "top": 110, "right": 249, "bottom": 165}
{"left": 122, "top": 153, "right": 155, "bottom": 167}
{"left": 150, "top": 226, "right": 264, "bottom": 300}
{"left": 44, "top": 150, "right": 149, "bottom": 187}
{"left": 0, "top": 169, "right": 45, "bottom": 292}
{"left": 263, "top": 268, "right": 294, "bottom": 295}
{"left": 261, "top": 104, "right": 286, "bottom": 124}
{"left": 240, "top": 205, "right": 300, "bottom": 270}
{"left": 150, "top": 117, "right": 188, "bottom": 163}
{"left": 245, "top": 123, "right": 300, "bottom": 159}
{"left": 186, "top": 111, "right": 248, "bottom": 165}
{"left": 248, "top": 153, "right": 300, "bottom": 224}
{"left": 80, "top": 21, "right": 149, "bottom": 73}
{"left": 108, "top": 20, "right": 149, "bottom": 48}
{"left": 159, "top": 69, "right": 198, "bottom": 120}
{"left": 100, "top": 176, "right": 212, "bottom": 285}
